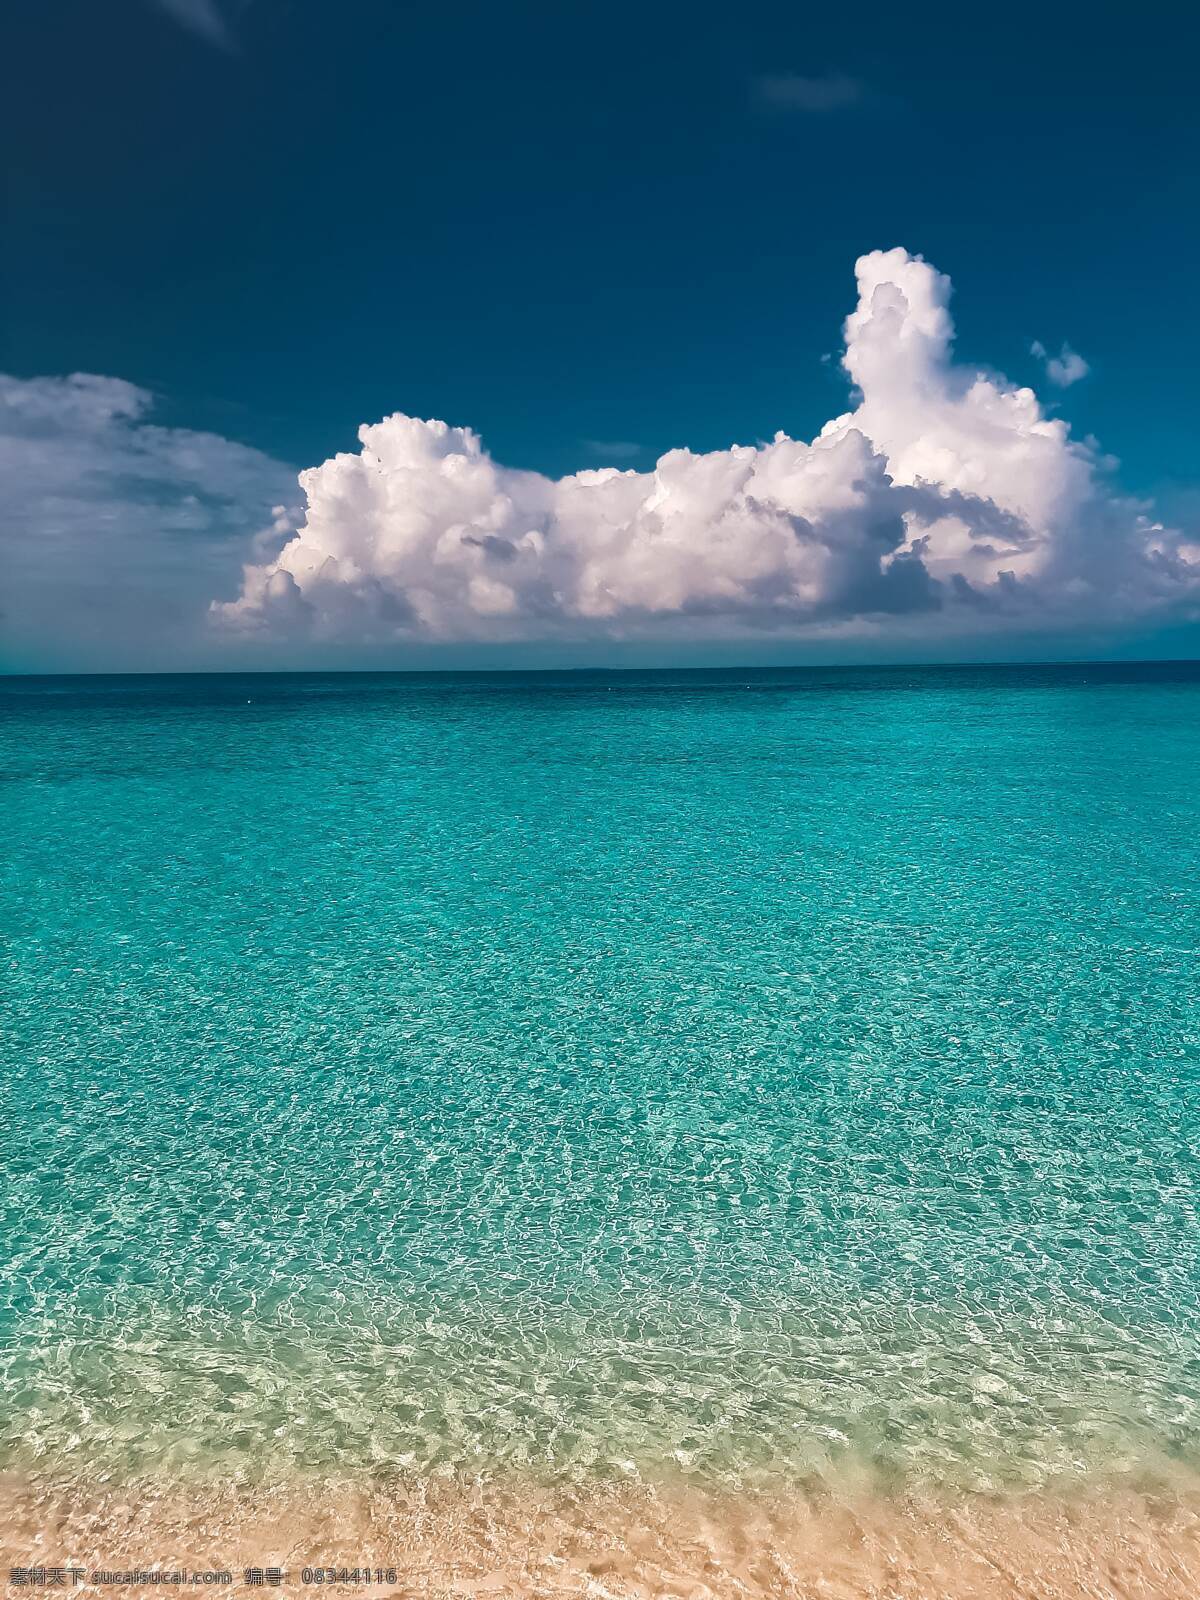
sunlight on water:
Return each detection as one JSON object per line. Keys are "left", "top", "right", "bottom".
{"left": 2, "top": 665, "right": 1199, "bottom": 1501}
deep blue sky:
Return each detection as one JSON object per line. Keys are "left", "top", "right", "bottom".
{"left": 6, "top": 0, "right": 1199, "bottom": 495}
{"left": 4, "top": 0, "right": 1200, "bottom": 673}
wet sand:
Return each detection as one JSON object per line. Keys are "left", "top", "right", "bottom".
{"left": 4, "top": 1473, "right": 1200, "bottom": 1598}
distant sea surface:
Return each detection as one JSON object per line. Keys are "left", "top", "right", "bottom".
{"left": 3, "top": 664, "right": 1199, "bottom": 1518}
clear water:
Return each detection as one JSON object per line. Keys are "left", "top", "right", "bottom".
{"left": 2, "top": 664, "right": 1198, "bottom": 1497}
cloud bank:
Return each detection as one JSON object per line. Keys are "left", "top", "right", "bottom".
{"left": 0, "top": 372, "right": 293, "bottom": 668}
{"left": 214, "top": 248, "right": 1199, "bottom": 651}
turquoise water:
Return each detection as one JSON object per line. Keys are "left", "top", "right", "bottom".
{"left": 2, "top": 664, "right": 1199, "bottom": 1497}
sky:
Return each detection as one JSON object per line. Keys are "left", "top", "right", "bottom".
{"left": 3, "top": 0, "right": 1199, "bottom": 671}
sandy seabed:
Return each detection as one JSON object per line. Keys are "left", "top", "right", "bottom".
{"left": 4, "top": 1474, "right": 1200, "bottom": 1599}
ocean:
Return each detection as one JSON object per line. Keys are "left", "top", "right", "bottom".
{"left": 3, "top": 663, "right": 1199, "bottom": 1591}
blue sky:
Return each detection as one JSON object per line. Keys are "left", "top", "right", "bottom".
{"left": 3, "top": 0, "right": 1199, "bottom": 670}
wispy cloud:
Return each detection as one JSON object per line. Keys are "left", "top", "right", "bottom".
{"left": 1031, "top": 339, "right": 1090, "bottom": 388}
{"left": 148, "top": 0, "right": 236, "bottom": 52}
{"left": 583, "top": 439, "right": 642, "bottom": 461}
{"left": 754, "top": 72, "right": 868, "bottom": 113}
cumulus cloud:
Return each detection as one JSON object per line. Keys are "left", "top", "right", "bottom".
{"left": 755, "top": 72, "right": 868, "bottom": 113}
{"left": 4, "top": 254, "right": 1194, "bottom": 671}
{"left": 0, "top": 372, "right": 294, "bottom": 668}
{"left": 214, "top": 248, "right": 1200, "bottom": 650}
{"left": 1031, "top": 339, "right": 1090, "bottom": 388}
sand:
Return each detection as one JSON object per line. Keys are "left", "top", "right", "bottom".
{"left": 4, "top": 1472, "right": 1200, "bottom": 1598}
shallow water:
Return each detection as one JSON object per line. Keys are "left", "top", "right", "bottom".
{"left": 2, "top": 664, "right": 1199, "bottom": 1503}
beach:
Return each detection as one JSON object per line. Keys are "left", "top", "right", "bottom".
{"left": 5, "top": 1473, "right": 1200, "bottom": 1596}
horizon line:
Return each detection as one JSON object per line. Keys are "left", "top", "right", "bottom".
{"left": 3, "top": 656, "right": 1199, "bottom": 682}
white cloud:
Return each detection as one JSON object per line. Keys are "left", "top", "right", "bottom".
{"left": 4, "top": 254, "right": 1194, "bottom": 671}
{"left": 755, "top": 73, "right": 868, "bottom": 113}
{"left": 0, "top": 372, "right": 294, "bottom": 668}
{"left": 214, "top": 248, "right": 1200, "bottom": 649}
{"left": 1031, "top": 339, "right": 1090, "bottom": 388}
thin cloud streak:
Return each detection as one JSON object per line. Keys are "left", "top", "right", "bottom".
{"left": 148, "top": 0, "right": 236, "bottom": 52}
{"left": 584, "top": 440, "right": 643, "bottom": 460}
{"left": 755, "top": 72, "right": 868, "bottom": 113}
